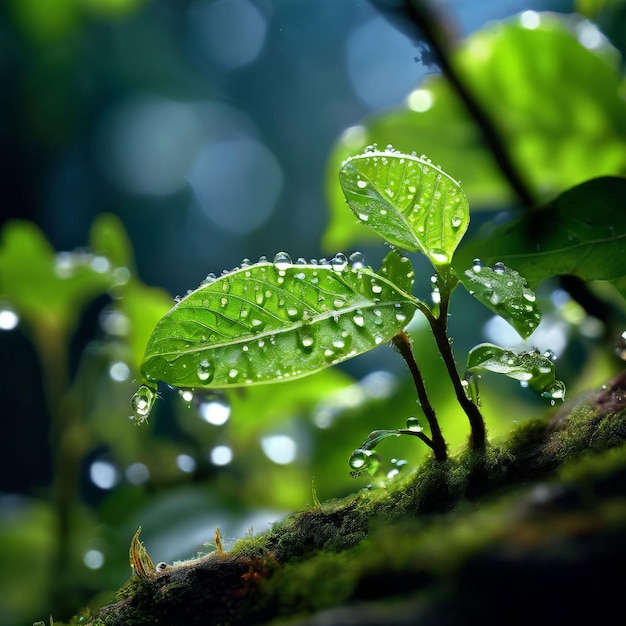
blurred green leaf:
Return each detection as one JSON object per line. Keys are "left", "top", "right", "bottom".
{"left": 0, "top": 220, "right": 116, "bottom": 340}
{"left": 458, "top": 261, "right": 541, "bottom": 339}
{"left": 339, "top": 150, "right": 469, "bottom": 265}
{"left": 454, "top": 177, "right": 626, "bottom": 289}
{"left": 89, "top": 214, "right": 172, "bottom": 369}
{"left": 140, "top": 259, "right": 418, "bottom": 390}
{"left": 325, "top": 13, "right": 626, "bottom": 251}
{"left": 466, "top": 343, "right": 565, "bottom": 400}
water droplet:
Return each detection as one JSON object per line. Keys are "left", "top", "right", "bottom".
{"left": 349, "top": 448, "right": 372, "bottom": 470}
{"left": 202, "top": 272, "right": 217, "bottom": 285}
{"left": 406, "top": 417, "right": 423, "bottom": 432}
{"left": 349, "top": 251, "right": 365, "bottom": 269}
{"left": 451, "top": 215, "right": 463, "bottom": 228}
{"left": 228, "top": 368, "right": 239, "bottom": 379}
{"left": 352, "top": 312, "right": 365, "bottom": 327}
{"left": 430, "top": 249, "right": 449, "bottom": 264}
{"left": 332, "top": 338, "right": 345, "bottom": 349}
{"left": 493, "top": 261, "right": 506, "bottom": 274}
{"left": 472, "top": 259, "right": 483, "bottom": 272}
{"left": 541, "top": 381, "right": 566, "bottom": 402}
{"left": 523, "top": 291, "right": 536, "bottom": 302}
{"left": 357, "top": 180, "right": 368, "bottom": 189}
{"left": 371, "top": 281, "right": 383, "bottom": 294}
{"left": 251, "top": 318, "right": 265, "bottom": 330}
{"left": 255, "top": 289, "right": 265, "bottom": 305}
{"left": 287, "top": 307, "right": 300, "bottom": 320}
{"left": 197, "top": 360, "right": 214, "bottom": 382}
{"left": 220, "top": 297, "right": 228, "bottom": 307}
{"left": 358, "top": 213, "right": 369, "bottom": 222}
{"left": 300, "top": 335, "right": 314, "bottom": 348}
{"left": 273, "top": 251, "right": 292, "bottom": 270}
{"left": 333, "top": 299, "right": 345, "bottom": 308}
{"left": 395, "top": 312, "right": 407, "bottom": 323}
{"left": 331, "top": 253, "right": 348, "bottom": 271}
{"left": 131, "top": 384, "right": 157, "bottom": 418}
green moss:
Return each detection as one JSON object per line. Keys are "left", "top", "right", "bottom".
{"left": 78, "top": 383, "right": 626, "bottom": 625}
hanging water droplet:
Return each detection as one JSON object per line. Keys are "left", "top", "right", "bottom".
{"left": 131, "top": 384, "right": 157, "bottom": 418}
{"left": 349, "top": 251, "right": 365, "bottom": 269}
{"left": 349, "top": 448, "right": 372, "bottom": 470}
{"left": 197, "top": 360, "right": 214, "bottom": 382}
{"left": 406, "top": 417, "right": 423, "bottom": 432}
{"left": 273, "top": 251, "right": 292, "bottom": 270}
{"left": 541, "top": 381, "right": 566, "bottom": 402}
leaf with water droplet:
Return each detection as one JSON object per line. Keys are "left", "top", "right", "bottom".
{"left": 377, "top": 249, "right": 415, "bottom": 295}
{"left": 454, "top": 178, "right": 626, "bottom": 290}
{"left": 460, "top": 261, "right": 541, "bottom": 339}
{"left": 140, "top": 260, "right": 419, "bottom": 389}
{"left": 339, "top": 151, "right": 469, "bottom": 266}
{"left": 466, "top": 343, "right": 565, "bottom": 400}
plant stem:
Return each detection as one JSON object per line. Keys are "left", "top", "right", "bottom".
{"left": 428, "top": 281, "right": 487, "bottom": 451}
{"left": 392, "top": 331, "right": 447, "bottom": 461}
{"left": 401, "top": 0, "right": 535, "bottom": 208}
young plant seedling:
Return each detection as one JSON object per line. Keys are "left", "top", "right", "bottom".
{"left": 132, "top": 147, "right": 564, "bottom": 469}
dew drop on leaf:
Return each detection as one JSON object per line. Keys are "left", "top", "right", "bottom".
{"left": 451, "top": 215, "right": 463, "bottom": 228}
{"left": 197, "top": 360, "right": 214, "bottom": 382}
{"left": 472, "top": 258, "right": 483, "bottom": 272}
{"left": 349, "top": 448, "right": 372, "bottom": 470}
{"left": 273, "top": 251, "right": 292, "bottom": 270}
{"left": 349, "top": 251, "right": 365, "bottom": 269}
{"left": 352, "top": 312, "right": 365, "bottom": 327}
{"left": 429, "top": 249, "right": 449, "bottom": 264}
{"left": 405, "top": 417, "right": 423, "bottom": 432}
{"left": 331, "top": 253, "right": 348, "bottom": 271}
{"left": 356, "top": 180, "right": 368, "bottom": 189}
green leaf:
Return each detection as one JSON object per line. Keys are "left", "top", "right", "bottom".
{"left": 455, "top": 177, "right": 626, "bottom": 289}
{"left": 377, "top": 250, "right": 415, "bottom": 295}
{"left": 339, "top": 150, "right": 469, "bottom": 266}
{"left": 0, "top": 220, "right": 118, "bottom": 339}
{"left": 140, "top": 257, "right": 419, "bottom": 389}
{"left": 466, "top": 343, "right": 565, "bottom": 401}
{"left": 325, "top": 14, "right": 626, "bottom": 251}
{"left": 459, "top": 261, "right": 541, "bottom": 339}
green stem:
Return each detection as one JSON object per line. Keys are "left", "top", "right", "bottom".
{"left": 392, "top": 331, "right": 447, "bottom": 461}
{"left": 428, "top": 275, "right": 487, "bottom": 450}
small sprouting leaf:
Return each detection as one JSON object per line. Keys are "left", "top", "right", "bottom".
{"left": 129, "top": 527, "right": 155, "bottom": 580}
{"left": 460, "top": 260, "right": 541, "bottom": 339}
{"left": 140, "top": 259, "right": 419, "bottom": 390}
{"left": 377, "top": 250, "right": 415, "bottom": 297}
{"left": 339, "top": 149, "right": 469, "bottom": 266}
{"left": 466, "top": 343, "right": 565, "bottom": 401}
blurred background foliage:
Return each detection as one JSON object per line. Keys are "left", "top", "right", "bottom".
{"left": 1, "top": 0, "right": 626, "bottom": 624}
